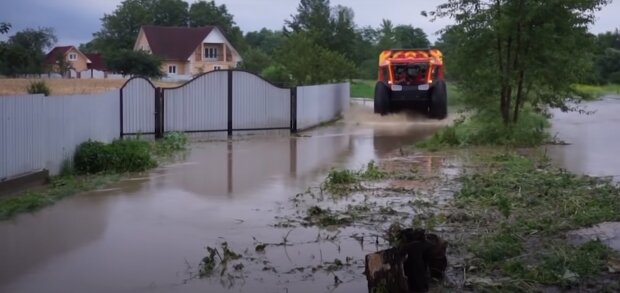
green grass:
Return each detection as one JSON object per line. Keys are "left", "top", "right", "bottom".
{"left": 321, "top": 160, "right": 387, "bottom": 194}
{"left": 418, "top": 109, "right": 550, "bottom": 150}
{"left": 575, "top": 83, "right": 620, "bottom": 98}
{"left": 457, "top": 152, "right": 620, "bottom": 290}
{"left": 0, "top": 132, "right": 188, "bottom": 220}
{"left": 0, "top": 174, "right": 120, "bottom": 220}
{"left": 350, "top": 79, "right": 375, "bottom": 98}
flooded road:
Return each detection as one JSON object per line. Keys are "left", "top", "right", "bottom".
{"left": 547, "top": 95, "right": 620, "bottom": 180}
{"left": 0, "top": 105, "right": 454, "bottom": 293}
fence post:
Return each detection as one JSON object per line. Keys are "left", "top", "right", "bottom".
{"left": 154, "top": 87, "right": 164, "bottom": 139}
{"left": 119, "top": 88, "right": 124, "bottom": 138}
{"left": 227, "top": 70, "right": 233, "bottom": 136}
{"left": 290, "top": 87, "right": 297, "bottom": 133}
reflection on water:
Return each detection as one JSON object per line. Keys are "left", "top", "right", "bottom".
{"left": 0, "top": 105, "right": 452, "bottom": 293}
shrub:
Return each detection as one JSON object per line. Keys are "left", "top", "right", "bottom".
{"left": 74, "top": 139, "right": 156, "bottom": 174}
{"left": 154, "top": 132, "right": 187, "bottom": 156}
{"left": 107, "top": 139, "right": 156, "bottom": 172}
{"left": 27, "top": 80, "right": 50, "bottom": 96}
{"left": 74, "top": 140, "right": 110, "bottom": 174}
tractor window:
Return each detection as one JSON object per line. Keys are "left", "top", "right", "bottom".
{"left": 432, "top": 66, "right": 441, "bottom": 80}
{"left": 380, "top": 67, "right": 390, "bottom": 82}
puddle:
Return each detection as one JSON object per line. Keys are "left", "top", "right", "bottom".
{"left": 568, "top": 222, "right": 620, "bottom": 252}
{"left": 0, "top": 104, "right": 458, "bottom": 293}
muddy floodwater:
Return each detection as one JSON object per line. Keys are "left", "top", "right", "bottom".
{"left": 0, "top": 105, "right": 456, "bottom": 293}
{"left": 3, "top": 97, "right": 618, "bottom": 293}
{"left": 547, "top": 95, "right": 620, "bottom": 181}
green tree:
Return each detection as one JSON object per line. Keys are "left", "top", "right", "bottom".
{"left": 90, "top": 0, "right": 189, "bottom": 53}
{"left": 189, "top": 0, "right": 245, "bottom": 49}
{"left": 595, "top": 48, "right": 620, "bottom": 83}
{"left": 429, "top": 0, "right": 610, "bottom": 124}
{"left": 105, "top": 50, "right": 163, "bottom": 78}
{"left": 0, "top": 27, "right": 57, "bottom": 76}
{"left": 277, "top": 32, "right": 355, "bottom": 85}
{"left": 393, "top": 25, "right": 430, "bottom": 48}
{"left": 286, "top": 0, "right": 333, "bottom": 46}
{"left": 0, "top": 22, "right": 10, "bottom": 34}
{"left": 54, "top": 53, "right": 72, "bottom": 77}
{"left": 239, "top": 47, "right": 273, "bottom": 74}
{"left": 245, "top": 28, "right": 284, "bottom": 56}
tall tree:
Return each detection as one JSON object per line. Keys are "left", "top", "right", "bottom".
{"left": 393, "top": 25, "right": 430, "bottom": 48}
{"left": 429, "top": 0, "right": 610, "bottom": 124}
{"left": 286, "top": 0, "right": 333, "bottom": 46}
{"left": 0, "top": 27, "right": 57, "bottom": 76}
{"left": 89, "top": 0, "right": 189, "bottom": 53}
{"left": 244, "top": 28, "right": 284, "bottom": 56}
{"left": 0, "top": 22, "right": 10, "bottom": 34}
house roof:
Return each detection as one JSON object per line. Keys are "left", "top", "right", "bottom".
{"left": 141, "top": 25, "right": 215, "bottom": 61}
{"left": 85, "top": 53, "right": 107, "bottom": 71}
{"left": 44, "top": 46, "right": 73, "bottom": 65}
{"left": 44, "top": 46, "right": 93, "bottom": 66}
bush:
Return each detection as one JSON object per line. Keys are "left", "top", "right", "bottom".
{"left": 27, "top": 80, "right": 50, "bottom": 96}
{"left": 74, "top": 140, "right": 110, "bottom": 174}
{"left": 154, "top": 132, "right": 187, "bottom": 156}
{"left": 74, "top": 139, "right": 156, "bottom": 174}
{"left": 107, "top": 139, "right": 156, "bottom": 172}
{"left": 419, "top": 109, "right": 550, "bottom": 149}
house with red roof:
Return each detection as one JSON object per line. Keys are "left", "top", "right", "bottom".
{"left": 44, "top": 46, "right": 109, "bottom": 78}
{"left": 133, "top": 25, "right": 243, "bottom": 77}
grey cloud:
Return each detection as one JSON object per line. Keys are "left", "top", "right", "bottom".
{"left": 1, "top": 0, "right": 618, "bottom": 46}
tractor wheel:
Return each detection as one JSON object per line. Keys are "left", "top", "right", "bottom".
{"left": 374, "top": 82, "right": 391, "bottom": 116}
{"left": 429, "top": 81, "right": 448, "bottom": 119}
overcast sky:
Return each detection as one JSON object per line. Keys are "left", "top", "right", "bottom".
{"left": 1, "top": 0, "right": 619, "bottom": 46}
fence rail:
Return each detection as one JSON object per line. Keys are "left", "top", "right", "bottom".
{"left": 1, "top": 70, "right": 350, "bottom": 180}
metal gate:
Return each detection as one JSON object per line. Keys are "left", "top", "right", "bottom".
{"left": 120, "top": 77, "right": 157, "bottom": 136}
{"left": 120, "top": 70, "right": 296, "bottom": 138}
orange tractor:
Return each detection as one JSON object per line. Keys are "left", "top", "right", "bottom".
{"left": 374, "top": 48, "right": 448, "bottom": 119}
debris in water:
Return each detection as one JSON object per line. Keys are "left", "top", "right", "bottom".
{"left": 365, "top": 228, "right": 447, "bottom": 293}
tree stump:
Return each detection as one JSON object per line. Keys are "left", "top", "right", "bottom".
{"left": 365, "top": 229, "right": 447, "bottom": 293}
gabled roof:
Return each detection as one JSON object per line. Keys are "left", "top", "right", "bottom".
{"left": 44, "top": 46, "right": 92, "bottom": 65}
{"left": 85, "top": 53, "right": 107, "bottom": 71}
{"left": 44, "top": 46, "right": 73, "bottom": 65}
{"left": 140, "top": 25, "right": 215, "bottom": 61}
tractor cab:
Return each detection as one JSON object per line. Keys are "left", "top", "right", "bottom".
{"left": 374, "top": 49, "right": 448, "bottom": 119}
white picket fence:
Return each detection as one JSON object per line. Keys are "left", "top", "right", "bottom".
{"left": 0, "top": 72, "right": 350, "bottom": 181}
{"left": 0, "top": 91, "right": 119, "bottom": 180}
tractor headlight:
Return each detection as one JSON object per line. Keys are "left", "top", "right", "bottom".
{"left": 418, "top": 84, "right": 430, "bottom": 91}
{"left": 391, "top": 85, "right": 403, "bottom": 91}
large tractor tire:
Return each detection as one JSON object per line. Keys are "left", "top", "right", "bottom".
{"left": 429, "top": 81, "right": 448, "bottom": 119}
{"left": 374, "top": 82, "right": 391, "bottom": 116}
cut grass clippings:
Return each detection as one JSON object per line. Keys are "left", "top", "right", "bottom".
{"left": 0, "top": 132, "right": 188, "bottom": 220}
{"left": 456, "top": 151, "right": 620, "bottom": 291}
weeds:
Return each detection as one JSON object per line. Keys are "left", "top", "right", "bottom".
{"left": 457, "top": 151, "right": 620, "bottom": 289}
{"left": 199, "top": 242, "right": 242, "bottom": 278}
{"left": 27, "top": 80, "right": 50, "bottom": 96}
{"left": 321, "top": 160, "right": 386, "bottom": 193}
{"left": 418, "top": 109, "right": 550, "bottom": 150}
{"left": 154, "top": 132, "right": 188, "bottom": 156}
{"left": 0, "top": 174, "right": 119, "bottom": 220}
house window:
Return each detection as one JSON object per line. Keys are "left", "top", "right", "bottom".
{"left": 168, "top": 65, "right": 177, "bottom": 74}
{"left": 213, "top": 66, "right": 221, "bottom": 71}
{"left": 68, "top": 53, "right": 77, "bottom": 61}
{"left": 204, "top": 47, "right": 218, "bottom": 59}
